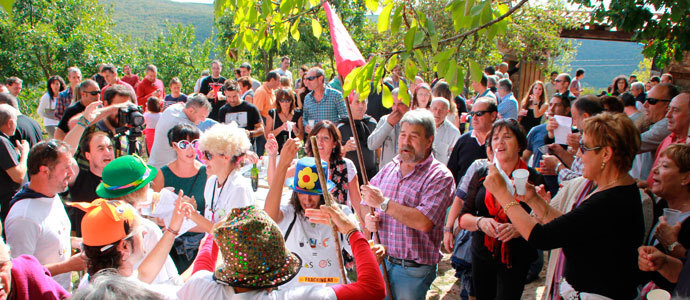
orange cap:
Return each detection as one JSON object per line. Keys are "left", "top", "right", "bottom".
{"left": 70, "top": 199, "right": 136, "bottom": 247}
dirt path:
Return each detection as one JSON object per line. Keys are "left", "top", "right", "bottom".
{"left": 426, "top": 253, "right": 546, "bottom": 300}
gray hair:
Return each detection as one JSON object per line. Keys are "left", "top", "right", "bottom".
{"left": 400, "top": 109, "right": 436, "bottom": 139}
{"left": 430, "top": 97, "right": 449, "bottom": 109}
{"left": 0, "top": 92, "right": 19, "bottom": 109}
{"left": 185, "top": 94, "right": 212, "bottom": 111}
{"left": 487, "top": 75, "right": 498, "bottom": 87}
{"left": 145, "top": 64, "right": 158, "bottom": 73}
{"left": 474, "top": 97, "right": 498, "bottom": 112}
{"left": 310, "top": 67, "right": 325, "bottom": 78}
{"left": 67, "top": 66, "right": 82, "bottom": 76}
{"left": 71, "top": 270, "right": 164, "bottom": 300}
{"left": 0, "top": 103, "right": 18, "bottom": 127}
{"left": 498, "top": 78, "right": 512, "bottom": 91}
{"left": 500, "top": 62, "right": 509, "bottom": 68}
{"left": 631, "top": 82, "right": 645, "bottom": 92}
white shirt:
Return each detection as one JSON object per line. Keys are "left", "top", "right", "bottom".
{"left": 278, "top": 203, "right": 355, "bottom": 289}
{"left": 5, "top": 194, "right": 72, "bottom": 289}
{"left": 433, "top": 119, "right": 460, "bottom": 165}
{"left": 273, "top": 68, "right": 293, "bottom": 83}
{"left": 138, "top": 218, "right": 182, "bottom": 285}
{"left": 38, "top": 93, "right": 60, "bottom": 126}
{"left": 204, "top": 170, "right": 256, "bottom": 223}
{"left": 177, "top": 270, "right": 337, "bottom": 300}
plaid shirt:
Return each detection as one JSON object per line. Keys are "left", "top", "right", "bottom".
{"left": 558, "top": 156, "right": 584, "bottom": 183}
{"left": 370, "top": 153, "right": 455, "bottom": 265}
{"left": 302, "top": 87, "right": 347, "bottom": 127}
{"left": 54, "top": 88, "right": 74, "bottom": 120}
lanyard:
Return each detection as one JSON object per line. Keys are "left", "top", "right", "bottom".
{"left": 210, "top": 177, "right": 227, "bottom": 221}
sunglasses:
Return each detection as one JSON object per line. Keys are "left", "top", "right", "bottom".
{"left": 86, "top": 90, "right": 100, "bottom": 96}
{"left": 554, "top": 79, "right": 563, "bottom": 83}
{"left": 203, "top": 150, "right": 224, "bottom": 161}
{"left": 278, "top": 98, "right": 292, "bottom": 103}
{"left": 175, "top": 139, "right": 199, "bottom": 150}
{"left": 469, "top": 110, "right": 493, "bottom": 117}
{"left": 646, "top": 97, "right": 671, "bottom": 105}
{"left": 305, "top": 75, "right": 322, "bottom": 81}
{"left": 578, "top": 140, "right": 602, "bottom": 153}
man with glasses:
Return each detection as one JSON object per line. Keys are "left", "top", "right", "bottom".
{"left": 554, "top": 73, "right": 575, "bottom": 101}
{"left": 630, "top": 83, "right": 680, "bottom": 182}
{"left": 54, "top": 79, "right": 100, "bottom": 140}
{"left": 301, "top": 67, "right": 348, "bottom": 135}
{"left": 148, "top": 94, "right": 211, "bottom": 169}
{"left": 447, "top": 97, "right": 497, "bottom": 184}
{"left": 5, "top": 140, "right": 86, "bottom": 290}
{"left": 645, "top": 92, "right": 690, "bottom": 186}
{"left": 217, "top": 80, "right": 264, "bottom": 149}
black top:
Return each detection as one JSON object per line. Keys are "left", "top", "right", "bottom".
{"left": 218, "top": 101, "right": 262, "bottom": 131}
{"left": 11, "top": 115, "right": 43, "bottom": 148}
{"left": 0, "top": 133, "right": 22, "bottom": 223}
{"left": 528, "top": 184, "right": 644, "bottom": 299}
{"left": 199, "top": 76, "right": 227, "bottom": 122}
{"left": 57, "top": 101, "right": 86, "bottom": 133}
{"left": 66, "top": 167, "right": 101, "bottom": 236}
{"left": 460, "top": 166, "right": 543, "bottom": 267}
{"left": 268, "top": 108, "right": 302, "bottom": 152}
{"left": 520, "top": 108, "right": 541, "bottom": 134}
{"left": 447, "top": 132, "right": 487, "bottom": 184}
{"left": 336, "top": 115, "right": 378, "bottom": 185}
{"left": 366, "top": 82, "right": 393, "bottom": 122}
{"left": 675, "top": 248, "right": 690, "bottom": 297}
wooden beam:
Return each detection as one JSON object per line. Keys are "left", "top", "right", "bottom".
{"left": 560, "top": 29, "right": 634, "bottom": 42}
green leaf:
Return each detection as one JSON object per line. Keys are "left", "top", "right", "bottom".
{"left": 455, "top": 70, "right": 465, "bottom": 94}
{"left": 309, "top": 0, "right": 319, "bottom": 6}
{"left": 391, "top": 5, "right": 403, "bottom": 35}
{"left": 374, "top": 64, "right": 385, "bottom": 93}
{"left": 311, "top": 18, "right": 322, "bottom": 38}
{"left": 377, "top": 2, "right": 394, "bottom": 33}
{"left": 280, "top": 0, "right": 293, "bottom": 15}
{"left": 404, "top": 26, "right": 417, "bottom": 52}
{"left": 365, "top": 0, "right": 378, "bottom": 13}
{"left": 343, "top": 66, "right": 362, "bottom": 99}
{"left": 405, "top": 59, "right": 418, "bottom": 81}
{"left": 359, "top": 81, "right": 372, "bottom": 100}
{"left": 469, "top": 60, "right": 482, "bottom": 83}
{"left": 382, "top": 83, "right": 393, "bottom": 108}
{"left": 261, "top": 0, "right": 272, "bottom": 16}
{"left": 413, "top": 29, "right": 425, "bottom": 47}
{"left": 480, "top": 2, "right": 492, "bottom": 24}
{"left": 469, "top": 1, "right": 485, "bottom": 16}
{"left": 445, "top": 62, "right": 458, "bottom": 86}
{"left": 290, "top": 20, "right": 301, "bottom": 41}
{"left": 214, "top": 0, "right": 229, "bottom": 17}
{"left": 399, "top": 80, "right": 410, "bottom": 106}
{"left": 386, "top": 55, "right": 398, "bottom": 73}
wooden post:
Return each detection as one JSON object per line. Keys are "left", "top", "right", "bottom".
{"left": 309, "top": 136, "right": 348, "bottom": 284}
{"left": 343, "top": 97, "right": 395, "bottom": 300}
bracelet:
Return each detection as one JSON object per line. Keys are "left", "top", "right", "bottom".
{"left": 503, "top": 201, "right": 521, "bottom": 211}
{"left": 165, "top": 227, "right": 179, "bottom": 236}
{"left": 76, "top": 121, "right": 87, "bottom": 128}
{"left": 475, "top": 217, "right": 484, "bottom": 232}
{"left": 345, "top": 228, "right": 360, "bottom": 240}
{"left": 443, "top": 226, "right": 452, "bottom": 233}
{"left": 555, "top": 162, "right": 563, "bottom": 173}
{"left": 542, "top": 200, "right": 550, "bottom": 220}
{"left": 78, "top": 115, "right": 91, "bottom": 127}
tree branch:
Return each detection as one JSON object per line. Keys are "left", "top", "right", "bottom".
{"left": 384, "top": 0, "right": 528, "bottom": 56}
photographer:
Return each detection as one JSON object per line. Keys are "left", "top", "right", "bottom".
{"left": 64, "top": 84, "right": 147, "bottom": 169}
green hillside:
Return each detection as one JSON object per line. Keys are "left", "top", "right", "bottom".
{"left": 98, "top": 0, "right": 214, "bottom": 42}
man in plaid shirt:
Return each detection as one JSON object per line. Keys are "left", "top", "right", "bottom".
{"left": 302, "top": 67, "right": 348, "bottom": 134}
{"left": 362, "top": 109, "right": 455, "bottom": 300}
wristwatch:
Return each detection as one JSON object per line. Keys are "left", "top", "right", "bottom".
{"left": 668, "top": 241, "right": 680, "bottom": 252}
{"left": 380, "top": 197, "right": 391, "bottom": 212}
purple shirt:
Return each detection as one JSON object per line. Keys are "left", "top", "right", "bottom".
{"left": 369, "top": 153, "right": 455, "bottom": 265}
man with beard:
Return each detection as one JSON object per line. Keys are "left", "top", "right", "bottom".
{"left": 5, "top": 140, "right": 86, "bottom": 290}
{"left": 361, "top": 109, "right": 455, "bottom": 300}
{"left": 63, "top": 84, "right": 146, "bottom": 169}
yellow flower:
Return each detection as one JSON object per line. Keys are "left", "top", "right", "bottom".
{"left": 297, "top": 167, "right": 318, "bottom": 190}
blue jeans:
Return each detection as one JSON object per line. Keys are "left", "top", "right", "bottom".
{"left": 383, "top": 259, "right": 437, "bottom": 300}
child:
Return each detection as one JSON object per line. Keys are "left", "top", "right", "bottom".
{"left": 144, "top": 97, "right": 162, "bottom": 153}
{"left": 164, "top": 77, "right": 188, "bottom": 110}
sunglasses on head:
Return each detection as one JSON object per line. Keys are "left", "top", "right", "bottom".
{"left": 175, "top": 139, "right": 199, "bottom": 150}
{"left": 305, "top": 75, "right": 322, "bottom": 81}
{"left": 646, "top": 97, "right": 671, "bottom": 105}
{"left": 578, "top": 139, "right": 602, "bottom": 153}
{"left": 469, "top": 110, "right": 493, "bottom": 117}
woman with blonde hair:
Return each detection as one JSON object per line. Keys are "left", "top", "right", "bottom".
{"left": 518, "top": 80, "right": 547, "bottom": 133}
{"left": 484, "top": 112, "right": 645, "bottom": 299}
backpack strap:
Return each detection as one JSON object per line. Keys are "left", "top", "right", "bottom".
{"left": 283, "top": 210, "right": 297, "bottom": 240}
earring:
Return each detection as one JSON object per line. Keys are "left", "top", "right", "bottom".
{"left": 601, "top": 161, "right": 606, "bottom": 170}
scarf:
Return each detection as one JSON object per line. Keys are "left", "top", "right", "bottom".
{"left": 483, "top": 159, "right": 528, "bottom": 267}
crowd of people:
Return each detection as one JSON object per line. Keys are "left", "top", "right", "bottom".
{"left": 0, "top": 56, "right": 688, "bottom": 300}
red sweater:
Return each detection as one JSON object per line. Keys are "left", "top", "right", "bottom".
{"left": 136, "top": 78, "right": 165, "bottom": 108}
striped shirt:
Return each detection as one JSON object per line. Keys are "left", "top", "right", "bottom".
{"left": 370, "top": 153, "right": 455, "bottom": 265}
{"left": 302, "top": 87, "right": 347, "bottom": 127}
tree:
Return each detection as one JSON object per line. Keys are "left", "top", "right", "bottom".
{"left": 568, "top": 0, "right": 689, "bottom": 67}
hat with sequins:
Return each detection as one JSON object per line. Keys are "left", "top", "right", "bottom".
{"left": 213, "top": 206, "right": 302, "bottom": 288}
{"left": 285, "top": 157, "right": 335, "bottom": 196}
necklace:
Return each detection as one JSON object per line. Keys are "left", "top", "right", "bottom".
{"left": 594, "top": 173, "right": 632, "bottom": 193}
{"left": 210, "top": 176, "right": 228, "bottom": 221}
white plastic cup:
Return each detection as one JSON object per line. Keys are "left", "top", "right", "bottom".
{"left": 512, "top": 169, "right": 529, "bottom": 196}
{"left": 308, "top": 120, "right": 315, "bottom": 127}
{"left": 647, "top": 289, "right": 671, "bottom": 300}
{"left": 663, "top": 208, "right": 682, "bottom": 226}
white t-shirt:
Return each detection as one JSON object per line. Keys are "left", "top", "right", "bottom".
{"left": 38, "top": 93, "right": 60, "bottom": 126}
{"left": 204, "top": 170, "right": 256, "bottom": 223}
{"left": 277, "top": 203, "right": 355, "bottom": 289}
{"left": 137, "top": 218, "right": 182, "bottom": 285}
{"left": 177, "top": 270, "right": 336, "bottom": 300}
{"left": 5, "top": 195, "right": 72, "bottom": 289}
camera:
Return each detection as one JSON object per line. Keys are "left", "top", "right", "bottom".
{"left": 118, "top": 104, "right": 145, "bottom": 128}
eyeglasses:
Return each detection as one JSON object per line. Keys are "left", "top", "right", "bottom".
{"left": 174, "top": 139, "right": 199, "bottom": 150}
{"left": 278, "top": 98, "right": 292, "bottom": 103}
{"left": 578, "top": 140, "right": 602, "bottom": 153}
{"left": 469, "top": 110, "right": 494, "bottom": 117}
{"left": 646, "top": 97, "right": 671, "bottom": 105}
{"left": 305, "top": 75, "right": 322, "bottom": 81}
{"left": 85, "top": 90, "right": 100, "bottom": 96}
{"left": 203, "top": 150, "right": 224, "bottom": 161}
{"left": 554, "top": 80, "right": 563, "bottom": 83}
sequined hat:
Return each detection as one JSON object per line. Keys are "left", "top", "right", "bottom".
{"left": 213, "top": 206, "right": 302, "bottom": 288}
{"left": 285, "top": 157, "right": 335, "bottom": 196}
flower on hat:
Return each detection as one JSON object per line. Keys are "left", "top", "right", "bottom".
{"left": 297, "top": 167, "right": 318, "bottom": 190}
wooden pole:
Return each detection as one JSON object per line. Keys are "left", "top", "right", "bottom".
{"left": 309, "top": 136, "right": 348, "bottom": 284}
{"left": 343, "top": 96, "right": 395, "bottom": 300}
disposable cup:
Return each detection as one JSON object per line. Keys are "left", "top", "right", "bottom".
{"left": 308, "top": 120, "right": 315, "bottom": 127}
{"left": 512, "top": 169, "right": 529, "bottom": 196}
{"left": 647, "top": 289, "right": 671, "bottom": 300}
{"left": 663, "top": 208, "right": 681, "bottom": 226}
